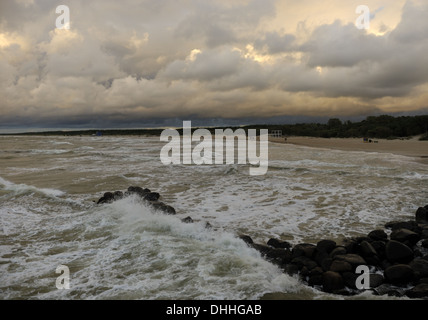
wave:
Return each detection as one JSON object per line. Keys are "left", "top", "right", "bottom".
{"left": 0, "top": 176, "right": 65, "bottom": 197}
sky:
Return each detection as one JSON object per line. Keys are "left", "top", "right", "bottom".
{"left": 1, "top": 0, "right": 428, "bottom": 128}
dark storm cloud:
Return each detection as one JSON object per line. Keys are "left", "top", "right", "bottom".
{"left": 0, "top": 0, "right": 427, "bottom": 128}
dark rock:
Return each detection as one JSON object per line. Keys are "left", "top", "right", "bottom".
{"left": 384, "top": 264, "right": 414, "bottom": 285}
{"left": 409, "top": 258, "right": 428, "bottom": 280}
{"left": 322, "top": 271, "right": 344, "bottom": 293}
{"left": 373, "top": 283, "right": 406, "bottom": 297}
{"left": 355, "top": 236, "right": 371, "bottom": 244}
{"left": 291, "top": 256, "right": 317, "bottom": 270}
{"left": 405, "top": 283, "right": 428, "bottom": 298}
{"left": 310, "top": 266, "right": 324, "bottom": 276}
{"left": 300, "top": 266, "right": 310, "bottom": 277}
{"left": 416, "top": 207, "right": 428, "bottom": 223}
{"left": 314, "top": 250, "right": 329, "bottom": 267}
{"left": 385, "top": 240, "right": 414, "bottom": 263}
{"left": 360, "top": 241, "right": 378, "bottom": 258}
{"left": 421, "top": 239, "right": 428, "bottom": 248}
{"left": 329, "top": 260, "right": 352, "bottom": 273}
{"left": 181, "top": 216, "right": 194, "bottom": 223}
{"left": 334, "top": 254, "right": 367, "bottom": 269}
{"left": 342, "top": 272, "right": 358, "bottom": 289}
{"left": 151, "top": 202, "right": 176, "bottom": 215}
{"left": 265, "top": 248, "right": 292, "bottom": 265}
{"left": 320, "top": 257, "right": 333, "bottom": 272}
{"left": 284, "top": 264, "right": 299, "bottom": 276}
{"left": 371, "top": 241, "right": 386, "bottom": 258}
{"left": 369, "top": 273, "right": 384, "bottom": 288}
{"left": 365, "top": 256, "right": 381, "bottom": 267}
{"left": 239, "top": 235, "right": 253, "bottom": 245}
{"left": 419, "top": 277, "right": 428, "bottom": 284}
{"left": 252, "top": 243, "right": 270, "bottom": 255}
{"left": 343, "top": 239, "right": 358, "bottom": 254}
{"left": 381, "top": 259, "right": 392, "bottom": 270}
{"left": 413, "top": 248, "right": 423, "bottom": 258}
{"left": 292, "top": 243, "right": 316, "bottom": 259}
{"left": 316, "top": 240, "right": 336, "bottom": 254}
{"left": 329, "top": 246, "right": 347, "bottom": 258}
{"left": 390, "top": 228, "right": 420, "bottom": 246}
{"left": 113, "top": 191, "right": 124, "bottom": 200}
{"left": 97, "top": 192, "right": 114, "bottom": 204}
{"left": 421, "top": 228, "right": 428, "bottom": 240}
{"left": 253, "top": 244, "right": 292, "bottom": 265}
{"left": 127, "top": 186, "right": 146, "bottom": 196}
{"left": 368, "top": 229, "right": 388, "bottom": 241}
{"left": 144, "top": 192, "right": 160, "bottom": 202}
{"left": 205, "top": 222, "right": 212, "bottom": 229}
{"left": 267, "top": 238, "right": 292, "bottom": 249}
{"left": 308, "top": 274, "right": 323, "bottom": 287}
{"left": 385, "top": 220, "right": 420, "bottom": 233}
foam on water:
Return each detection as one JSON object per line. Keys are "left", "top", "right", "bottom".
{"left": 0, "top": 196, "right": 312, "bottom": 300}
{"left": 0, "top": 176, "right": 65, "bottom": 198}
{"left": 1, "top": 135, "right": 428, "bottom": 300}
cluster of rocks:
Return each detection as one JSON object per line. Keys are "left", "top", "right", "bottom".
{"left": 97, "top": 188, "right": 428, "bottom": 298}
{"left": 240, "top": 205, "right": 428, "bottom": 298}
{"left": 96, "top": 186, "right": 201, "bottom": 224}
{"left": 96, "top": 186, "right": 177, "bottom": 215}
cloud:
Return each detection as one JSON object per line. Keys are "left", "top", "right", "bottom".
{"left": 0, "top": 0, "right": 428, "bottom": 128}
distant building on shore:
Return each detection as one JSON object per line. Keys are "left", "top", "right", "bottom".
{"left": 269, "top": 130, "right": 283, "bottom": 138}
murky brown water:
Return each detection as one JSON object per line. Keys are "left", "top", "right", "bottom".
{"left": 1, "top": 135, "right": 427, "bottom": 299}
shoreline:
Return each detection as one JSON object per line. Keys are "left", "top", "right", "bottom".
{"left": 269, "top": 136, "right": 428, "bottom": 165}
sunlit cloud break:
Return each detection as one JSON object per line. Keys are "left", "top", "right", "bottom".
{"left": 0, "top": 0, "right": 427, "bottom": 128}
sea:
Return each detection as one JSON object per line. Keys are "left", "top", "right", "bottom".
{"left": 0, "top": 134, "right": 427, "bottom": 300}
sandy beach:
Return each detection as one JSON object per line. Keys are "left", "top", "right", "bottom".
{"left": 269, "top": 136, "right": 428, "bottom": 164}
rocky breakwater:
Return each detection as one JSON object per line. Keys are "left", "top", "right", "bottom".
{"left": 241, "top": 205, "right": 428, "bottom": 298}
{"left": 96, "top": 186, "right": 197, "bottom": 224}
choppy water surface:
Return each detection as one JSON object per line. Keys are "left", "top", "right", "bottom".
{"left": 1, "top": 135, "right": 427, "bottom": 299}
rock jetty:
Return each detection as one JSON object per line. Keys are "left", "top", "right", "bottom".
{"left": 96, "top": 186, "right": 176, "bottom": 215}
{"left": 96, "top": 187, "right": 428, "bottom": 298}
{"left": 241, "top": 205, "right": 428, "bottom": 298}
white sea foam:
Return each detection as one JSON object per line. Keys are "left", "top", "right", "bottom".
{"left": 1, "top": 135, "right": 427, "bottom": 300}
{"left": 0, "top": 176, "right": 65, "bottom": 197}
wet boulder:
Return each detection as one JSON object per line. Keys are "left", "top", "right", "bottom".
{"left": 322, "top": 271, "right": 344, "bottom": 293}
{"left": 113, "top": 191, "right": 124, "bottom": 200}
{"left": 292, "top": 243, "right": 316, "bottom": 259}
{"left": 368, "top": 229, "right": 388, "bottom": 241}
{"left": 405, "top": 283, "right": 428, "bottom": 298}
{"left": 144, "top": 192, "right": 160, "bottom": 202}
{"left": 333, "top": 254, "right": 366, "bottom": 270}
{"left": 316, "top": 240, "right": 336, "bottom": 254}
{"left": 416, "top": 207, "right": 428, "bottom": 223}
{"left": 267, "top": 238, "right": 292, "bottom": 249}
{"left": 385, "top": 240, "right": 414, "bottom": 263}
{"left": 239, "top": 235, "right": 254, "bottom": 245}
{"left": 359, "top": 240, "right": 378, "bottom": 258}
{"left": 409, "top": 258, "right": 428, "bottom": 280}
{"left": 181, "top": 216, "right": 194, "bottom": 223}
{"left": 390, "top": 228, "right": 420, "bottom": 246}
{"left": 97, "top": 192, "right": 114, "bottom": 204}
{"left": 291, "top": 256, "right": 317, "bottom": 271}
{"left": 384, "top": 264, "right": 414, "bottom": 285}
{"left": 151, "top": 202, "right": 176, "bottom": 215}
{"left": 329, "top": 260, "right": 352, "bottom": 273}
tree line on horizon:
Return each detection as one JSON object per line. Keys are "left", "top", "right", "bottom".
{"left": 5, "top": 115, "right": 428, "bottom": 140}
{"left": 247, "top": 115, "right": 428, "bottom": 140}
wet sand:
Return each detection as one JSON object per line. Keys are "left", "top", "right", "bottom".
{"left": 269, "top": 136, "right": 428, "bottom": 164}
